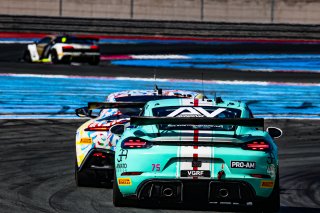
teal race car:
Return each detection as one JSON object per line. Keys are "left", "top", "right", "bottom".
{"left": 113, "top": 97, "right": 282, "bottom": 212}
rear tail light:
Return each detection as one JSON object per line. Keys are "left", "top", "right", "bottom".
{"left": 122, "top": 138, "right": 151, "bottom": 149}
{"left": 62, "top": 45, "right": 74, "bottom": 51}
{"left": 242, "top": 141, "right": 270, "bottom": 151}
{"left": 250, "top": 174, "right": 271, "bottom": 178}
{"left": 89, "top": 151, "right": 113, "bottom": 167}
{"left": 85, "top": 126, "right": 110, "bottom": 131}
{"left": 121, "top": 172, "right": 143, "bottom": 176}
{"left": 90, "top": 45, "right": 99, "bottom": 50}
{"left": 93, "top": 152, "right": 106, "bottom": 158}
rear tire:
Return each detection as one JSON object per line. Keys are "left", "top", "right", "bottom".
{"left": 256, "top": 170, "right": 280, "bottom": 212}
{"left": 88, "top": 56, "right": 100, "bottom": 65}
{"left": 75, "top": 160, "right": 89, "bottom": 187}
{"left": 113, "top": 173, "right": 131, "bottom": 207}
{"left": 61, "top": 56, "right": 71, "bottom": 64}
{"left": 50, "top": 50, "right": 60, "bottom": 64}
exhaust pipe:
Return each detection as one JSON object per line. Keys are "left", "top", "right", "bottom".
{"left": 163, "top": 187, "right": 174, "bottom": 197}
{"left": 219, "top": 188, "right": 229, "bottom": 198}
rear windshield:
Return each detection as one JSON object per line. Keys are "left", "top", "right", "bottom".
{"left": 56, "top": 37, "right": 97, "bottom": 44}
{"left": 100, "top": 96, "right": 187, "bottom": 118}
{"left": 115, "top": 95, "right": 186, "bottom": 102}
{"left": 152, "top": 106, "right": 242, "bottom": 131}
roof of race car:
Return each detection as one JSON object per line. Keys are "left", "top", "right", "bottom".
{"left": 41, "top": 34, "right": 99, "bottom": 44}
{"left": 98, "top": 90, "right": 203, "bottom": 119}
{"left": 106, "top": 89, "right": 203, "bottom": 102}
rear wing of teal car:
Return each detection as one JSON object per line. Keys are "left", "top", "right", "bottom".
{"left": 75, "top": 102, "right": 146, "bottom": 118}
{"left": 88, "top": 102, "right": 146, "bottom": 110}
{"left": 130, "top": 116, "right": 264, "bottom": 128}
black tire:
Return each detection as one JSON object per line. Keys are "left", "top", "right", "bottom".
{"left": 61, "top": 56, "right": 71, "bottom": 65}
{"left": 75, "top": 160, "right": 89, "bottom": 187}
{"left": 88, "top": 56, "right": 100, "bottom": 65}
{"left": 113, "top": 173, "right": 131, "bottom": 207}
{"left": 23, "top": 50, "right": 32, "bottom": 63}
{"left": 50, "top": 50, "right": 60, "bottom": 64}
{"left": 256, "top": 170, "right": 280, "bottom": 212}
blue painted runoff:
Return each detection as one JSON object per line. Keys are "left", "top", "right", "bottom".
{"left": 0, "top": 75, "right": 319, "bottom": 119}
{"left": 111, "top": 54, "right": 320, "bottom": 73}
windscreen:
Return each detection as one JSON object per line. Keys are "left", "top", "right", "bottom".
{"left": 152, "top": 106, "right": 242, "bottom": 131}
{"left": 100, "top": 95, "right": 188, "bottom": 118}
{"left": 57, "top": 36, "right": 97, "bottom": 44}
{"left": 115, "top": 95, "right": 185, "bottom": 102}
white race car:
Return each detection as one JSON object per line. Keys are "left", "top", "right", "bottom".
{"left": 23, "top": 35, "right": 100, "bottom": 65}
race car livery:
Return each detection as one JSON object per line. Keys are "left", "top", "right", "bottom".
{"left": 23, "top": 34, "right": 100, "bottom": 65}
{"left": 75, "top": 89, "right": 204, "bottom": 186}
{"left": 114, "top": 98, "right": 282, "bottom": 212}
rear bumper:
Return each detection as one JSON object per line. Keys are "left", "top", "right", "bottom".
{"left": 135, "top": 179, "right": 256, "bottom": 205}
{"left": 59, "top": 52, "right": 100, "bottom": 61}
{"left": 77, "top": 148, "right": 115, "bottom": 182}
{"left": 78, "top": 148, "right": 114, "bottom": 172}
{"left": 121, "top": 178, "right": 274, "bottom": 205}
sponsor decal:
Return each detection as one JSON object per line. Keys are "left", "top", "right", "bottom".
{"left": 261, "top": 180, "right": 274, "bottom": 188}
{"left": 181, "top": 170, "right": 210, "bottom": 177}
{"left": 80, "top": 138, "right": 92, "bottom": 144}
{"left": 231, "top": 161, "right": 256, "bottom": 169}
{"left": 117, "top": 149, "right": 128, "bottom": 162}
{"left": 118, "top": 178, "right": 132, "bottom": 186}
{"left": 152, "top": 164, "right": 160, "bottom": 171}
{"left": 167, "top": 107, "right": 226, "bottom": 118}
{"left": 116, "top": 163, "right": 127, "bottom": 169}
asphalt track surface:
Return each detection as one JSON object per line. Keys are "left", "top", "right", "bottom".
{"left": 0, "top": 43, "right": 320, "bottom": 83}
{"left": 0, "top": 119, "right": 319, "bottom": 213}
{"left": 0, "top": 42, "right": 320, "bottom": 212}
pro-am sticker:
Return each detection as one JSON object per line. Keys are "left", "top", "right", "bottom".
{"left": 231, "top": 161, "right": 256, "bottom": 169}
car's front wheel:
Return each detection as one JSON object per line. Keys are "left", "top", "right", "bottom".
{"left": 23, "top": 50, "right": 32, "bottom": 63}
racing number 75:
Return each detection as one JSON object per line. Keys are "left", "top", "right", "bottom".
{"left": 152, "top": 164, "right": 160, "bottom": 171}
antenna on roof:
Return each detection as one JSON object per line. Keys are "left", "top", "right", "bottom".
{"left": 154, "top": 69, "right": 157, "bottom": 90}
{"left": 201, "top": 72, "right": 205, "bottom": 101}
{"left": 154, "top": 69, "right": 162, "bottom": 95}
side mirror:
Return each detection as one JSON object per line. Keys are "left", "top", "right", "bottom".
{"left": 75, "top": 107, "right": 97, "bottom": 118}
{"left": 75, "top": 107, "right": 89, "bottom": 117}
{"left": 110, "top": 124, "right": 125, "bottom": 135}
{"left": 266, "top": 127, "right": 282, "bottom": 138}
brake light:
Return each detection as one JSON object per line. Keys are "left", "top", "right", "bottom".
{"left": 93, "top": 152, "right": 106, "bottom": 158}
{"left": 62, "top": 45, "right": 74, "bottom": 51}
{"left": 90, "top": 45, "right": 99, "bottom": 50}
{"left": 243, "top": 141, "right": 270, "bottom": 151}
{"left": 250, "top": 174, "right": 271, "bottom": 178}
{"left": 85, "top": 126, "right": 110, "bottom": 131}
{"left": 121, "top": 172, "right": 143, "bottom": 176}
{"left": 122, "top": 138, "right": 150, "bottom": 149}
